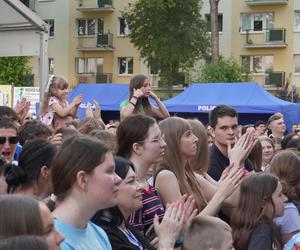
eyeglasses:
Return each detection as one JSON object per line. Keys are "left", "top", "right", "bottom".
{"left": 0, "top": 136, "right": 18, "bottom": 144}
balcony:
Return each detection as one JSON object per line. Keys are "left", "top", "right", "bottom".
{"left": 77, "top": 0, "right": 114, "bottom": 12}
{"left": 244, "top": 28, "right": 287, "bottom": 48}
{"left": 77, "top": 74, "right": 113, "bottom": 84}
{"left": 245, "top": 0, "right": 288, "bottom": 5}
{"left": 264, "top": 71, "right": 285, "bottom": 87}
{"left": 77, "top": 33, "right": 114, "bottom": 51}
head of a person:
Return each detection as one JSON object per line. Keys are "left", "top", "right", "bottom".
{"left": 89, "top": 129, "right": 117, "bottom": 154}
{"left": 281, "top": 133, "right": 300, "bottom": 150}
{"left": 183, "top": 216, "right": 233, "bottom": 250}
{"left": 0, "top": 106, "right": 19, "bottom": 124}
{"left": 0, "top": 118, "right": 18, "bottom": 162}
{"left": 52, "top": 113, "right": 73, "bottom": 131}
{"left": 187, "top": 119, "right": 209, "bottom": 174}
{"left": 0, "top": 194, "right": 64, "bottom": 250}
{"left": 117, "top": 115, "right": 166, "bottom": 166}
{"left": 241, "top": 124, "right": 254, "bottom": 136}
{"left": 5, "top": 139, "right": 57, "bottom": 198}
{"left": 93, "top": 156, "right": 143, "bottom": 226}
{"left": 267, "top": 114, "right": 286, "bottom": 136}
{"left": 159, "top": 117, "right": 207, "bottom": 210}
{"left": 269, "top": 150, "right": 300, "bottom": 201}
{"left": 129, "top": 74, "right": 151, "bottom": 108}
{"left": 254, "top": 120, "right": 267, "bottom": 136}
{"left": 209, "top": 105, "right": 238, "bottom": 147}
{"left": 248, "top": 139, "right": 262, "bottom": 172}
{"left": 258, "top": 136, "right": 275, "bottom": 166}
{"left": 47, "top": 76, "right": 68, "bottom": 100}
{"left": 17, "top": 120, "right": 52, "bottom": 146}
{"left": 0, "top": 235, "right": 49, "bottom": 250}
{"left": 51, "top": 136, "right": 121, "bottom": 211}
{"left": 232, "top": 173, "right": 287, "bottom": 250}
{"left": 207, "top": 132, "right": 214, "bottom": 147}
{"left": 55, "top": 127, "right": 79, "bottom": 142}
{"left": 78, "top": 117, "right": 105, "bottom": 134}
{"left": 23, "top": 112, "right": 35, "bottom": 124}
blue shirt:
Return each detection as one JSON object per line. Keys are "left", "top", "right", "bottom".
{"left": 54, "top": 219, "right": 112, "bottom": 250}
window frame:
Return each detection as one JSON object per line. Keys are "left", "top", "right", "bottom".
{"left": 118, "top": 17, "right": 130, "bottom": 36}
{"left": 294, "top": 11, "right": 300, "bottom": 32}
{"left": 240, "top": 12, "right": 274, "bottom": 33}
{"left": 76, "top": 18, "right": 104, "bottom": 37}
{"left": 241, "top": 55, "right": 273, "bottom": 75}
{"left": 75, "top": 57, "right": 104, "bottom": 75}
{"left": 44, "top": 19, "right": 54, "bottom": 37}
{"left": 205, "top": 13, "right": 223, "bottom": 33}
{"left": 294, "top": 55, "right": 300, "bottom": 74}
{"left": 118, "top": 57, "right": 133, "bottom": 75}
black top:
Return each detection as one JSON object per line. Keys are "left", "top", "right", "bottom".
{"left": 208, "top": 144, "right": 253, "bottom": 181}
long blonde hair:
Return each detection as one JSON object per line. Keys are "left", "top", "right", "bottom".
{"left": 40, "top": 76, "right": 68, "bottom": 116}
{"left": 159, "top": 117, "right": 207, "bottom": 211}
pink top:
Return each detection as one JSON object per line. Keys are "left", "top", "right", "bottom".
{"left": 40, "top": 96, "right": 68, "bottom": 126}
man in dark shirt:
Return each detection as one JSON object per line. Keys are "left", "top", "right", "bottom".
{"left": 208, "top": 105, "right": 253, "bottom": 181}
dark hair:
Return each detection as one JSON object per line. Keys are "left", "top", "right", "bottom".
{"left": 0, "top": 235, "right": 49, "bottom": 250}
{"left": 0, "top": 195, "right": 44, "bottom": 239}
{"left": 255, "top": 120, "right": 266, "bottom": 128}
{"left": 0, "top": 156, "right": 7, "bottom": 176}
{"left": 89, "top": 129, "right": 117, "bottom": 154}
{"left": 129, "top": 74, "right": 151, "bottom": 110}
{"left": 0, "top": 118, "right": 18, "bottom": 132}
{"left": 17, "top": 120, "right": 52, "bottom": 146}
{"left": 5, "top": 139, "right": 57, "bottom": 194}
{"left": 248, "top": 140, "right": 262, "bottom": 172}
{"left": 55, "top": 127, "right": 79, "bottom": 142}
{"left": 0, "top": 106, "right": 19, "bottom": 122}
{"left": 232, "top": 173, "right": 280, "bottom": 250}
{"left": 51, "top": 136, "right": 109, "bottom": 201}
{"left": 117, "top": 115, "right": 156, "bottom": 158}
{"left": 209, "top": 105, "right": 238, "bottom": 128}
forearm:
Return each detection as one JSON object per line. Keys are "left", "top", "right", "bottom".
{"left": 199, "top": 192, "right": 224, "bottom": 217}
{"left": 55, "top": 103, "right": 76, "bottom": 117}
{"left": 153, "top": 97, "right": 170, "bottom": 118}
{"left": 121, "top": 96, "right": 138, "bottom": 118}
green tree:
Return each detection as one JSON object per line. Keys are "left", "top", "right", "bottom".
{"left": 201, "top": 56, "right": 252, "bottom": 82}
{"left": 123, "top": 0, "right": 209, "bottom": 92}
{"left": 0, "top": 56, "right": 33, "bottom": 86}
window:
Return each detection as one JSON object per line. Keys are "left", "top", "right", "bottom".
{"left": 118, "top": 18, "right": 130, "bottom": 36}
{"left": 294, "top": 55, "right": 300, "bottom": 73}
{"left": 76, "top": 58, "right": 104, "bottom": 74}
{"left": 118, "top": 57, "right": 133, "bottom": 75}
{"left": 205, "top": 14, "right": 223, "bottom": 32}
{"left": 241, "top": 55, "right": 273, "bottom": 73}
{"left": 77, "top": 19, "right": 104, "bottom": 36}
{"left": 240, "top": 13, "right": 274, "bottom": 32}
{"left": 49, "top": 58, "right": 54, "bottom": 74}
{"left": 45, "top": 19, "right": 54, "bottom": 37}
{"left": 295, "top": 11, "right": 300, "bottom": 31}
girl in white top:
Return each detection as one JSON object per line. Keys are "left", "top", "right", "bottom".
{"left": 40, "top": 75, "right": 82, "bottom": 126}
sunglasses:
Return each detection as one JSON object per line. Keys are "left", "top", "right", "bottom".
{"left": 0, "top": 136, "right": 18, "bottom": 144}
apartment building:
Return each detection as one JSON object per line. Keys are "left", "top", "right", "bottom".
{"left": 202, "top": 0, "right": 300, "bottom": 92}
{"left": 25, "top": 0, "right": 156, "bottom": 88}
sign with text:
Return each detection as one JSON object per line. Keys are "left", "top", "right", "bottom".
{"left": 13, "top": 87, "right": 40, "bottom": 114}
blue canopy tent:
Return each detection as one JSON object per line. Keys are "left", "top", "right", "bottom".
{"left": 68, "top": 84, "right": 129, "bottom": 122}
{"left": 163, "top": 82, "right": 300, "bottom": 131}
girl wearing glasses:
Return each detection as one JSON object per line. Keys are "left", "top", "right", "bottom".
{"left": 120, "top": 75, "right": 169, "bottom": 120}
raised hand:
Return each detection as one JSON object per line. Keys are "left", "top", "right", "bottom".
{"left": 132, "top": 88, "right": 144, "bottom": 98}
{"left": 72, "top": 95, "right": 83, "bottom": 106}
{"left": 85, "top": 102, "right": 93, "bottom": 118}
{"left": 93, "top": 99, "right": 101, "bottom": 119}
{"left": 14, "top": 98, "right": 31, "bottom": 123}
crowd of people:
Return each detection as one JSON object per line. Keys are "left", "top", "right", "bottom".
{"left": 0, "top": 74, "right": 300, "bottom": 249}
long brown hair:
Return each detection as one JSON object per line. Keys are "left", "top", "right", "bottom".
{"left": 248, "top": 140, "right": 262, "bottom": 172}
{"left": 159, "top": 117, "right": 207, "bottom": 211}
{"left": 40, "top": 76, "right": 68, "bottom": 115}
{"left": 270, "top": 149, "right": 300, "bottom": 201}
{"left": 0, "top": 195, "right": 44, "bottom": 239}
{"left": 129, "top": 74, "right": 151, "bottom": 112}
{"left": 187, "top": 119, "right": 209, "bottom": 174}
{"left": 232, "top": 173, "right": 280, "bottom": 250}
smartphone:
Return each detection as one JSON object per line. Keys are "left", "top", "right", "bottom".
{"left": 145, "top": 224, "right": 157, "bottom": 242}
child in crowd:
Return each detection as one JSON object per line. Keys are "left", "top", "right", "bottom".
{"left": 232, "top": 173, "right": 287, "bottom": 250}
{"left": 40, "top": 75, "right": 82, "bottom": 126}
{"left": 183, "top": 216, "right": 234, "bottom": 250}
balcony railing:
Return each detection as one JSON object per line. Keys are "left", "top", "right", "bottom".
{"left": 245, "top": 0, "right": 288, "bottom": 5}
{"left": 77, "top": 74, "right": 113, "bottom": 84}
{"left": 265, "top": 71, "right": 285, "bottom": 87}
{"left": 244, "top": 28, "right": 287, "bottom": 48}
{"left": 77, "top": 0, "right": 114, "bottom": 12}
{"left": 77, "top": 33, "right": 114, "bottom": 51}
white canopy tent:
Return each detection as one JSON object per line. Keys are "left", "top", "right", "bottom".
{"left": 0, "top": 0, "right": 49, "bottom": 99}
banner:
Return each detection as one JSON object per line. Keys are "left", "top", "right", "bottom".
{"left": 13, "top": 87, "right": 40, "bottom": 114}
{"left": 0, "top": 85, "right": 13, "bottom": 107}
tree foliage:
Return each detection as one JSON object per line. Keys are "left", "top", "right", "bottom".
{"left": 123, "top": 0, "right": 210, "bottom": 88}
{"left": 0, "top": 57, "right": 33, "bottom": 86}
{"left": 201, "top": 56, "right": 252, "bottom": 83}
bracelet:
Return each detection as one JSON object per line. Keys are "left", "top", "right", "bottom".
{"left": 129, "top": 101, "right": 136, "bottom": 106}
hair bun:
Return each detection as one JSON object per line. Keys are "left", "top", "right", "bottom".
{"left": 5, "top": 164, "right": 27, "bottom": 186}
